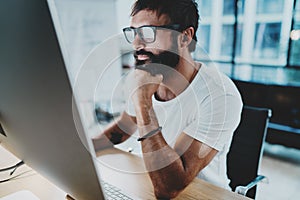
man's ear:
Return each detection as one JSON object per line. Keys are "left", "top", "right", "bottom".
{"left": 183, "top": 34, "right": 188, "bottom": 42}
{"left": 179, "top": 27, "right": 195, "bottom": 48}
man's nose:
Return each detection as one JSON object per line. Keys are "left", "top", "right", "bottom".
{"left": 132, "top": 33, "right": 145, "bottom": 51}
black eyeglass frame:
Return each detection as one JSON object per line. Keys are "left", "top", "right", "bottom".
{"left": 122, "top": 24, "right": 181, "bottom": 44}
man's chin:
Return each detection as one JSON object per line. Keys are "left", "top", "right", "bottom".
{"left": 135, "top": 62, "right": 175, "bottom": 77}
{"left": 135, "top": 59, "right": 151, "bottom": 66}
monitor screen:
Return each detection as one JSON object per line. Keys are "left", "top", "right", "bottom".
{"left": 0, "top": 0, "right": 105, "bottom": 199}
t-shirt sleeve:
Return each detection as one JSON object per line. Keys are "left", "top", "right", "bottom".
{"left": 183, "top": 93, "right": 243, "bottom": 151}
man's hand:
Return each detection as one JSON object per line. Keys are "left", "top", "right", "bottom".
{"left": 128, "top": 68, "right": 163, "bottom": 104}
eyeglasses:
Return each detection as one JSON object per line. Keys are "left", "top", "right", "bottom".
{"left": 122, "top": 24, "right": 180, "bottom": 44}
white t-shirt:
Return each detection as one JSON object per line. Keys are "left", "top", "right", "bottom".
{"left": 126, "top": 64, "right": 243, "bottom": 189}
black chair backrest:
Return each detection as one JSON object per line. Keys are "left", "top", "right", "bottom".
{"left": 227, "top": 106, "right": 272, "bottom": 199}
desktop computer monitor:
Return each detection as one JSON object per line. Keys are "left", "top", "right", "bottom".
{"left": 0, "top": 0, "right": 107, "bottom": 199}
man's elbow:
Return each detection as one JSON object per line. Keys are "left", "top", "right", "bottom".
{"left": 154, "top": 189, "right": 180, "bottom": 199}
{"left": 154, "top": 183, "right": 187, "bottom": 199}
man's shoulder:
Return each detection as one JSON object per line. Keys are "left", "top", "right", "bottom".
{"left": 190, "top": 64, "right": 241, "bottom": 104}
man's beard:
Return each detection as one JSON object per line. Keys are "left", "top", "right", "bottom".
{"left": 134, "top": 45, "right": 180, "bottom": 76}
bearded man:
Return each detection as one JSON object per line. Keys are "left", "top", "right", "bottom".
{"left": 92, "top": 0, "right": 243, "bottom": 198}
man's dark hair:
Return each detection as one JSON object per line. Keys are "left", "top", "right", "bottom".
{"left": 131, "top": 0, "right": 199, "bottom": 52}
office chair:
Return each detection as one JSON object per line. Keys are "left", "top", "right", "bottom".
{"left": 227, "top": 106, "right": 272, "bottom": 199}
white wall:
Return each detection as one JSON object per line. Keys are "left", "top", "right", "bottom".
{"left": 116, "top": 0, "right": 135, "bottom": 52}
{"left": 51, "top": 0, "right": 123, "bottom": 103}
{"left": 116, "top": 0, "right": 134, "bottom": 30}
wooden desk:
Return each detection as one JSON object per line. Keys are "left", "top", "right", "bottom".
{"left": 96, "top": 148, "right": 250, "bottom": 200}
{"left": 0, "top": 144, "right": 66, "bottom": 199}
{"left": 0, "top": 145, "right": 250, "bottom": 200}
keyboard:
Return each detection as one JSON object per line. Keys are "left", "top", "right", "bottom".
{"left": 101, "top": 180, "right": 133, "bottom": 200}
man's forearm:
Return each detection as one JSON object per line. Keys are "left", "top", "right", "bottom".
{"left": 92, "top": 121, "right": 125, "bottom": 152}
{"left": 134, "top": 99, "right": 159, "bottom": 135}
{"left": 92, "top": 112, "right": 137, "bottom": 152}
{"left": 134, "top": 101, "right": 192, "bottom": 198}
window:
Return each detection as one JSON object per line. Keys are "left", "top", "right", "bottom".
{"left": 198, "top": 25, "right": 211, "bottom": 53}
{"left": 198, "top": 0, "right": 212, "bottom": 17}
{"left": 256, "top": 0, "right": 284, "bottom": 14}
{"left": 289, "top": 0, "right": 300, "bottom": 66}
{"left": 253, "top": 22, "right": 281, "bottom": 59}
{"left": 195, "top": 0, "right": 295, "bottom": 67}
{"left": 221, "top": 24, "right": 242, "bottom": 57}
{"left": 223, "top": 0, "right": 245, "bottom": 15}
